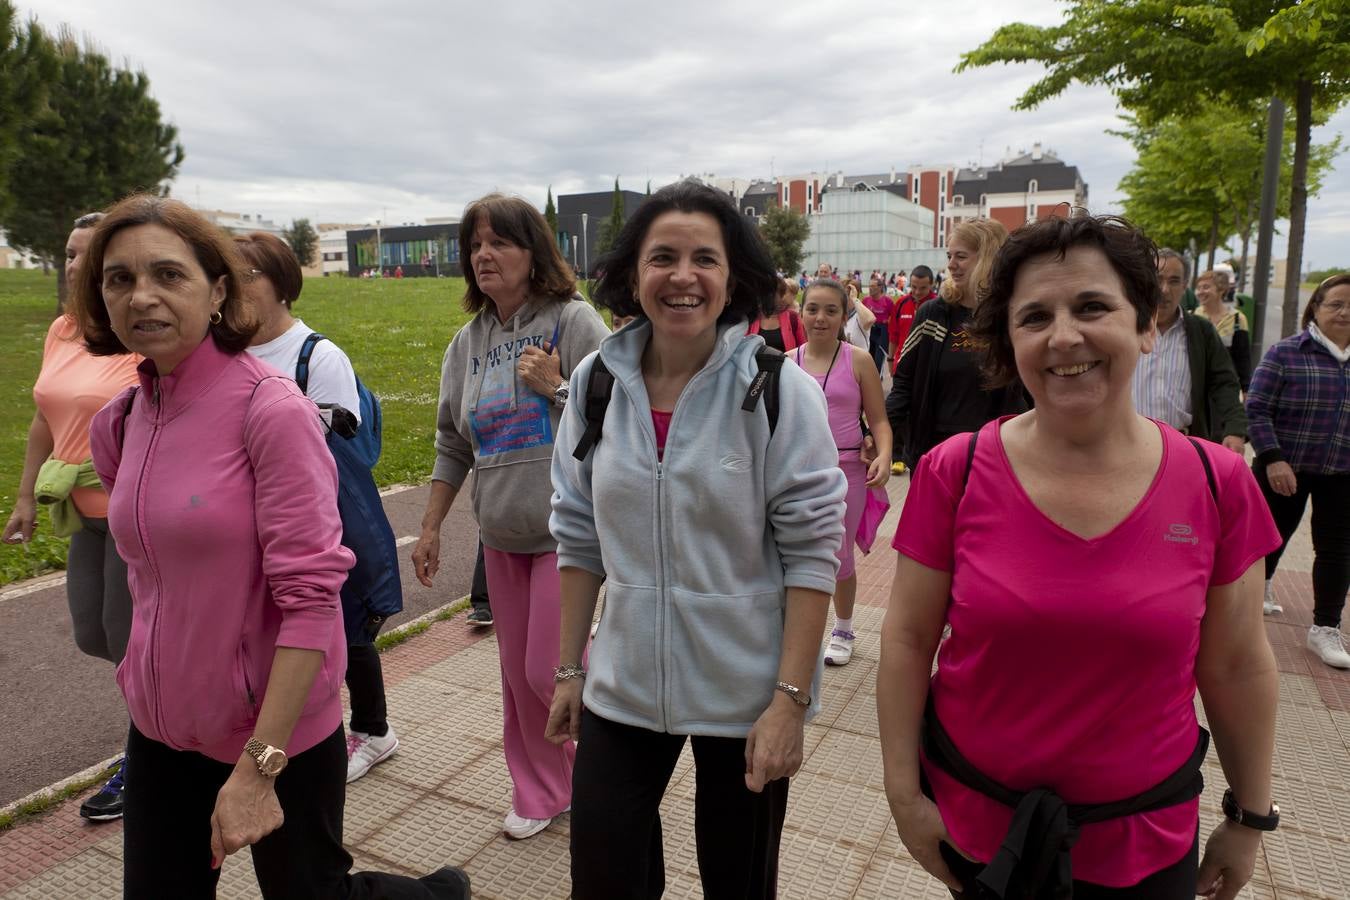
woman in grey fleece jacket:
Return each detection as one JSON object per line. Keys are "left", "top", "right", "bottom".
{"left": 546, "top": 181, "right": 846, "bottom": 899}
{"left": 411, "top": 195, "right": 608, "bottom": 841}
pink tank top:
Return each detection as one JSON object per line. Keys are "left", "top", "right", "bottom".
{"left": 796, "top": 344, "right": 863, "bottom": 450}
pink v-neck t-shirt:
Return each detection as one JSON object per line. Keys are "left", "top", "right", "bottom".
{"left": 892, "top": 417, "right": 1280, "bottom": 887}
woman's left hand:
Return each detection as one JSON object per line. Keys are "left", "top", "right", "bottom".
{"left": 518, "top": 343, "right": 563, "bottom": 398}
{"left": 209, "top": 759, "right": 284, "bottom": 868}
{"left": 864, "top": 453, "right": 890, "bottom": 488}
{"left": 1196, "top": 820, "right": 1262, "bottom": 899}
{"left": 744, "top": 693, "right": 806, "bottom": 793}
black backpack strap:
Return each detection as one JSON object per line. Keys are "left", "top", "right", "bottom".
{"left": 1187, "top": 438, "right": 1219, "bottom": 504}
{"left": 743, "top": 347, "right": 784, "bottom": 436}
{"left": 572, "top": 358, "right": 615, "bottom": 461}
{"left": 962, "top": 429, "right": 979, "bottom": 491}
{"left": 295, "top": 332, "right": 327, "bottom": 395}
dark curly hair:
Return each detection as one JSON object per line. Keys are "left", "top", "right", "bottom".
{"left": 591, "top": 179, "right": 777, "bottom": 324}
{"left": 972, "top": 215, "right": 1161, "bottom": 387}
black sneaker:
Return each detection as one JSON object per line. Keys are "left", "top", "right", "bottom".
{"left": 79, "top": 759, "right": 126, "bottom": 822}
{"left": 422, "top": 865, "right": 471, "bottom": 898}
{"left": 466, "top": 608, "right": 493, "bottom": 627}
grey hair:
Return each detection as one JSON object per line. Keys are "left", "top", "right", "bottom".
{"left": 1157, "top": 248, "right": 1189, "bottom": 280}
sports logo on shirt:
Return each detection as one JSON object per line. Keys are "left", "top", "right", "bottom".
{"left": 1164, "top": 523, "right": 1198, "bottom": 546}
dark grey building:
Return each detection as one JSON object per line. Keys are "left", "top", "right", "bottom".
{"left": 556, "top": 189, "right": 648, "bottom": 276}
{"left": 738, "top": 181, "right": 779, "bottom": 221}
{"left": 346, "top": 224, "right": 462, "bottom": 277}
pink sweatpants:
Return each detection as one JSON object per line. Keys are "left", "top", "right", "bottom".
{"left": 482, "top": 547, "right": 575, "bottom": 819}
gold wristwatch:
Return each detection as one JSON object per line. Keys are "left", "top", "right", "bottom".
{"left": 243, "top": 738, "right": 288, "bottom": 777}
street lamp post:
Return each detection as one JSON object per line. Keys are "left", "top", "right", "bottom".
{"left": 581, "top": 213, "right": 589, "bottom": 279}
{"left": 375, "top": 220, "right": 382, "bottom": 277}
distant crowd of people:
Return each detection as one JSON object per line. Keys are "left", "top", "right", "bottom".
{"left": 5, "top": 179, "right": 1348, "bottom": 899}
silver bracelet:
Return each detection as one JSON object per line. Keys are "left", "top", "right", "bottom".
{"left": 775, "top": 680, "right": 810, "bottom": 706}
{"left": 554, "top": 663, "right": 586, "bottom": 682}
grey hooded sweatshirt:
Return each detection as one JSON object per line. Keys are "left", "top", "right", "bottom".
{"left": 433, "top": 295, "right": 609, "bottom": 553}
{"left": 550, "top": 319, "right": 847, "bottom": 737}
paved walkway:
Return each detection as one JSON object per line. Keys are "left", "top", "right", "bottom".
{"left": 1, "top": 474, "right": 1346, "bottom": 899}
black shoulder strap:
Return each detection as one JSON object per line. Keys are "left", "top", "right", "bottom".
{"left": 962, "top": 429, "right": 979, "bottom": 491}
{"left": 295, "top": 332, "right": 327, "bottom": 395}
{"left": 572, "top": 358, "right": 615, "bottom": 461}
{"left": 1187, "top": 437, "right": 1219, "bottom": 503}
{"left": 742, "top": 346, "right": 784, "bottom": 435}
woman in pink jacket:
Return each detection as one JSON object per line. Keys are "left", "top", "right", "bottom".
{"left": 77, "top": 196, "right": 469, "bottom": 900}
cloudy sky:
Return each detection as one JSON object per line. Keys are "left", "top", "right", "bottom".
{"left": 17, "top": 0, "right": 1350, "bottom": 269}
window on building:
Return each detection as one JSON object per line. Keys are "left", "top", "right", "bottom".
{"left": 954, "top": 195, "right": 964, "bottom": 206}
{"left": 1028, "top": 179, "right": 1038, "bottom": 193}
{"left": 1029, "top": 204, "right": 1037, "bottom": 219}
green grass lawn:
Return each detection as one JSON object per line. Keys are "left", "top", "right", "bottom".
{"left": 0, "top": 270, "right": 476, "bottom": 585}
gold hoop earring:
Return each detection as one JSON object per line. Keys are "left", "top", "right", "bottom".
{"left": 210, "top": 309, "right": 223, "bottom": 325}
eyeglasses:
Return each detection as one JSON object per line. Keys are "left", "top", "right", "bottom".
{"left": 1319, "top": 300, "right": 1349, "bottom": 315}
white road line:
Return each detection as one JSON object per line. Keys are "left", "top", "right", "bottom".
{"left": 0, "top": 573, "right": 66, "bottom": 603}
{"left": 395, "top": 535, "right": 416, "bottom": 547}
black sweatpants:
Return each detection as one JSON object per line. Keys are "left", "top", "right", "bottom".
{"left": 122, "top": 725, "right": 457, "bottom": 899}
{"left": 471, "top": 538, "right": 491, "bottom": 615}
{"left": 1255, "top": 466, "right": 1350, "bottom": 627}
{"left": 570, "top": 709, "right": 788, "bottom": 900}
{"left": 346, "top": 642, "right": 389, "bottom": 737}
{"left": 941, "top": 831, "right": 1199, "bottom": 899}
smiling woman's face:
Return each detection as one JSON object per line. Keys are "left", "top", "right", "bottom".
{"left": 101, "top": 223, "right": 225, "bottom": 374}
{"left": 635, "top": 211, "right": 730, "bottom": 345}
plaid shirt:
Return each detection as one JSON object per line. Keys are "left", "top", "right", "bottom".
{"left": 1246, "top": 331, "right": 1350, "bottom": 474}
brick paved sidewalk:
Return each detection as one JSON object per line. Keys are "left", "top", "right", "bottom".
{"left": 1, "top": 478, "right": 1347, "bottom": 899}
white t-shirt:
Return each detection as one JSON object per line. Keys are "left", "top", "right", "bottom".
{"left": 246, "top": 319, "right": 362, "bottom": 424}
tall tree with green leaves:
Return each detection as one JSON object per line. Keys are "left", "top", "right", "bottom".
{"left": 283, "top": 218, "right": 318, "bottom": 268}
{"left": 597, "top": 178, "right": 625, "bottom": 255}
{"left": 0, "top": 2, "right": 54, "bottom": 220}
{"left": 760, "top": 201, "right": 811, "bottom": 276}
{"left": 2, "top": 27, "right": 183, "bottom": 311}
{"left": 544, "top": 186, "right": 558, "bottom": 245}
{"left": 959, "top": 0, "right": 1350, "bottom": 335}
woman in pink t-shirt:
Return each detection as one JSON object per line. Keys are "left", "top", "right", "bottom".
{"left": 877, "top": 216, "right": 1282, "bottom": 899}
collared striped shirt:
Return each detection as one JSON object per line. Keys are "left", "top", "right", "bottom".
{"left": 1132, "top": 317, "right": 1192, "bottom": 430}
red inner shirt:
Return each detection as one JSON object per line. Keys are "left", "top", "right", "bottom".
{"left": 651, "top": 408, "right": 673, "bottom": 460}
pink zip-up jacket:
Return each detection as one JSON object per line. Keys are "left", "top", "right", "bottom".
{"left": 90, "top": 337, "right": 354, "bottom": 763}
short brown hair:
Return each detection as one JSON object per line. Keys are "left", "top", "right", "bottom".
{"left": 1195, "top": 269, "right": 1218, "bottom": 286}
{"left": 234, "top": 232, "right": 303, "bottom": 308}
{"left": 458, "top": 194, "right": 576, "bottom": 314}
{"left": 973, "top": 215, "right": 1160, "bottom": 388}
{"left": 1304, "top": 273, "right": 1350, "bottom": 329}
{"left": 942, "top": 218, "right": 1009, "bottom": 307}
{"left": 72, "top": 194, "right": 258, "bottom": 356}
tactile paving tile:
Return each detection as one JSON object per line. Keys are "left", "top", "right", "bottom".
{"left": 831, "top": 688, "right": 882, "bottom": 738}
{"left": 0, "top": 846, "right": 123, "bottom": 900}
{"left": 363, "top": 797, "right": 499, "bottom": 876}
{"left": 343, "top": 771, "right": 431, "bottom": 843}
{"left": 1312, "top": 669, "right": 1350, "bottom": 712}
{"left": 435, "top": 747, "right": 516, "bottom": 813}
{"left": 1258, "top": 822, "right": 1350, "bottom": 898}
{"left": 1268, "top": 773, "right": 1350, "bottom": 841}
{"left": 456, "top": 827, "right": 571, "bottom": 900}
{"left": 1270, "top": 701, "right": 1347, "bottom": 784}
{"left": 214, "top": 855, "right": 263, "bottom": 900}
{"left": 774, "top": 826, "right": 876, "bottom": 900}
{"left": 0, "top": 811, "right": 121, "bottom": 894}
{"left": 1281, "top": 672, "right": 1329, "bottom": 708}
{"left": 783, "top": 771, "right": 894, "bottom": 850}
{"left": 799, "top": 729, "right": 886, "bottom": 790}
{"left": 382, "top": 675, "right": 503, "bottom": 729}
{"left": 418, "top": 642, "right": 506, "bottom": 694}
{"left": 370, "top": 720, "right": 497, "bottom": 792}
{"left": 854, "top": 833, "right": 955, "bottom": 900}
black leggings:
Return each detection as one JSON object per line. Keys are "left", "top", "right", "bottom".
{"left": 346, "top": 642, "right": 389, "bottom": 737}
{"left": 940, "top": 832, "right": 1199, "bottom": 899}
{"left": 1255, "top": 466, "right": 1350, "bottom": 627}
{"left": 122, "top": 724, "right": 454, "bottom": 899}
{"left": 569, "top": 709, "right": 788, "bottom": 900}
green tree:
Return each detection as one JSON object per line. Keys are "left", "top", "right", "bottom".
{"left": 760, "top": 201, "right": 811, "bottom": 276}
{"left": 0, "top": 2, "right": 53, "bottom": 219}
{"left": 544, "top": 186, "right": 558, "bottom": 245}
{"left": 959, "top": 0, "right": 1350, "bottom": 335}
{"left": 596, "top": 178, "right": 625, "bottom": 255}
{"left": 283, "top": 218, "right": 318, "bottom": 268}
{"left": 1, "top": 27, "right": 183, "bottom": 311}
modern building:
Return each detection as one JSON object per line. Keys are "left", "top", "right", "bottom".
{"left": 801, "top": 190, "right": 947, "bottom": 277}
{"left": 555, "top": 189, "right": 648, "bottom": 276}
{"left": 947, "top": 144, "right": 1088, "bottom": 236}
{"left": 316, "top": 224, "right": 366, "bottom": 277}
{"left": 346, "top": 222, "right": 462, "bottom": 277}
{"left": 197, "top": 209, "right": 287, "bottom": 238}
{"left": 0, "top": 230, "right": 40, "bottom": 269}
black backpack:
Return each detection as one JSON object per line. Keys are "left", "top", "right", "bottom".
{"left": 572, "top": 347, "right": 785, "bottom": 461}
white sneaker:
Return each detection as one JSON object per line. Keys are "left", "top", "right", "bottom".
{"left": 1307, "top": 626, "right": 1350, "bottom": 669}
{"left": 1263, "top": 581, "right": 1283, "bottom": 615}
{"left": 824, "top": 629, "right": 855, "bottom": 667}
{"left": 346, "top": 726, "right": 400, "bottom": 783}
{"left": 503, "top": 808, "right": 553, "bottom": 840}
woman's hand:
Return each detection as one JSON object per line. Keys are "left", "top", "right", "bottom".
{"left": 865, "top": 453, "right": 890, "bottom": 488}
{"left": 1196, "top": 820, "right": 1262, "bottom": 899}
{"left": 744, "top": 693, "right": 806, "bottom": 792}
{"left": 544, "top": 678, "right": 584, "bottom": 745}
{"left": 887, "top": 790, "right": 969, "bottom": 892}
{"left": 1265, "top": 461, "right": 1297, "bottom": 497}
{"left": 410, "top": 529, "right": 441, "bottom": 588}
{"left": 2, "top": 499, "right": 36, "bottom": 544}
{"left": 517, "top": 343, "right": 563, "bottom": 399}
{"left": 209, "top": 760, "right": 284, "bottom": 868}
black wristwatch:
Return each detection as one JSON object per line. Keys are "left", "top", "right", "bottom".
{"left": 1222, "top": 789, "right": 1280, "bottom": 831}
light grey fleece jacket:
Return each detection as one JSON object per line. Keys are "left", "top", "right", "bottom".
{"left": 433, "top": 295, "right": 609, "bottom": 553}
{"left": 550, "top": 319, "right": 847, "bottom": 737}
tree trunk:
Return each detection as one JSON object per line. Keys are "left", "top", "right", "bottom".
{"left": 1282, "top": 79, "right": 1313, "bottom": 338}
{"left": 1239, "top": 198, "right": 1253, "bottom": 293}
{"left": 1206, "top": 208, "right": 1219, "bottom": 271}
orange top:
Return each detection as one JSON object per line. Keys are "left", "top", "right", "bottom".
{"left": 32, "top": 316, "right": 141, "bottom": 518}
